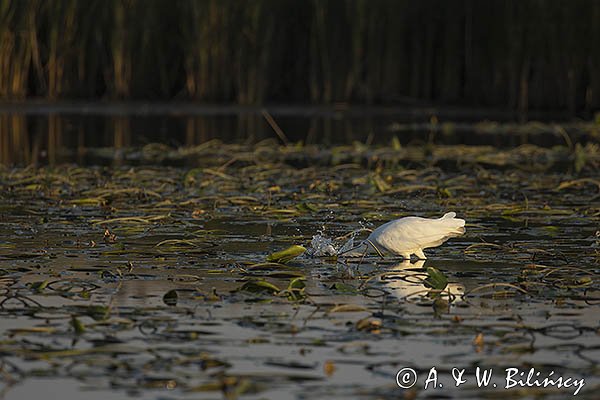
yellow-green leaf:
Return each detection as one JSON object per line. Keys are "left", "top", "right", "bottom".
{"left": 267, "top": 245, "right": 306, "bottom": 264}
{"left": 238, "top": 280, "right": 281, "bottom": 295}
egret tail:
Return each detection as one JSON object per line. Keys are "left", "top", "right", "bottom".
{"left": 438, "top": 212, "right": 466, "bottom": 236}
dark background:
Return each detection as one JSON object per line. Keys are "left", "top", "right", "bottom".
{"left": 1, "top": 0, "right": 599, "bottom": 114}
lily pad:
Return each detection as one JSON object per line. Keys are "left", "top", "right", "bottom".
{"left": 266, "top": 245, "right": 306, "bottom": 263}
{"left": 238, "top": 280, "right": 281, "bottom": 295}
{"left": 425, "top": 267, "right": 448, "bottom": 291}
{"left": 163, "top": 289, "right": 178, "bottom": 306}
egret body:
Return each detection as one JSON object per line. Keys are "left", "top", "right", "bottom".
{"left": 366, "top": 212, "right": 465, "bottom": 259}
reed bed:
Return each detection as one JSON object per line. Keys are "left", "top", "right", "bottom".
{"left": 0, "top": 0, "right": 598, "bottom": 111}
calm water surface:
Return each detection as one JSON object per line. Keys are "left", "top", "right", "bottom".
{"left": 0, "top": 106, "right": 599, "bottom": 399}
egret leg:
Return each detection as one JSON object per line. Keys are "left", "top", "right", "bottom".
{"left": 414, "top": 249, "right": 427, "bottom": 259}
{"left": 358, "top": 246, "right": 368, "bottom": 267}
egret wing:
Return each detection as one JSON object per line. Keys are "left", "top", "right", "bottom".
{"left": 384, "top": 217, "right": 457, "bottom": 248}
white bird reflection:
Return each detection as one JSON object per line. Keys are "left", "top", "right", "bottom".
{"left": 379, "top": 259, "right": 465, "bottom": 303}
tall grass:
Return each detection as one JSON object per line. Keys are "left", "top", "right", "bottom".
{"left": 0, "top": 0, "right": 598, "bottom": 111}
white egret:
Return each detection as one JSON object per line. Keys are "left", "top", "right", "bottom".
{"left": 364, "top": 212, "right": 465, "bottom": 259}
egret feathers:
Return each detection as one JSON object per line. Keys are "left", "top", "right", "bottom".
{"left": 365, "top": 212, "right": 465, "bottom": 259}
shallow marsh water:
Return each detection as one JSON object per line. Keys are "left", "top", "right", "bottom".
{"left": 0, "top": 140, "right": 599, "bottom": 399}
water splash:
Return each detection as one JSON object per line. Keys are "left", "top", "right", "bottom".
{"left": 306, "top": 234, "right": 337, "bottom": 257}
{"left": 338, "top": 236, "right": 355, "bottom": 254}
{"left": 307, "top": 230, "right": 369, "bottom": 257}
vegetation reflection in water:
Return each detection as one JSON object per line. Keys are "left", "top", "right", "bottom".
{"left": 0, "top": 141, "right": 599, "bottom": 399}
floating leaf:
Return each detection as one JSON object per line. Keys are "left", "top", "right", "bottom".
{"left": 8, "top": 327, "right": 56, "bottom": 336}
{"left": 29, "top": 280, "right": 49, "bottom": 293}
{"left": 424, "top": 267, "right": 448, "bottom": 291}
{"left": 266, "top": 245, "right": 306, "bottom": 263}
{"left": 330, "top": 282, "right": 358, "bottom": 294}
{"left": 163, "top": 289, "right": 178, "bottom": 306}
{"left": 287, "top": 277, "right": 306, "bottom": 290}
{"left": 329, "top": 304, "right": 368, "bottom": 313}
{"left": 284, "top": 277, "right": 306, "bottom": 301}
{"left": 575, "top": 277, "right": 593, "bottom": 285}
{"left": 558, "top": 276, "right": 593, "bottom": 289}
{"left": 356, "top": 317, "right": 382, "bottom": 332}
{"left": 556, "top": 178, "right": 600, "bottom": 192}
{"left": 238, "top": 280, "right": 281, "bottom": 295}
